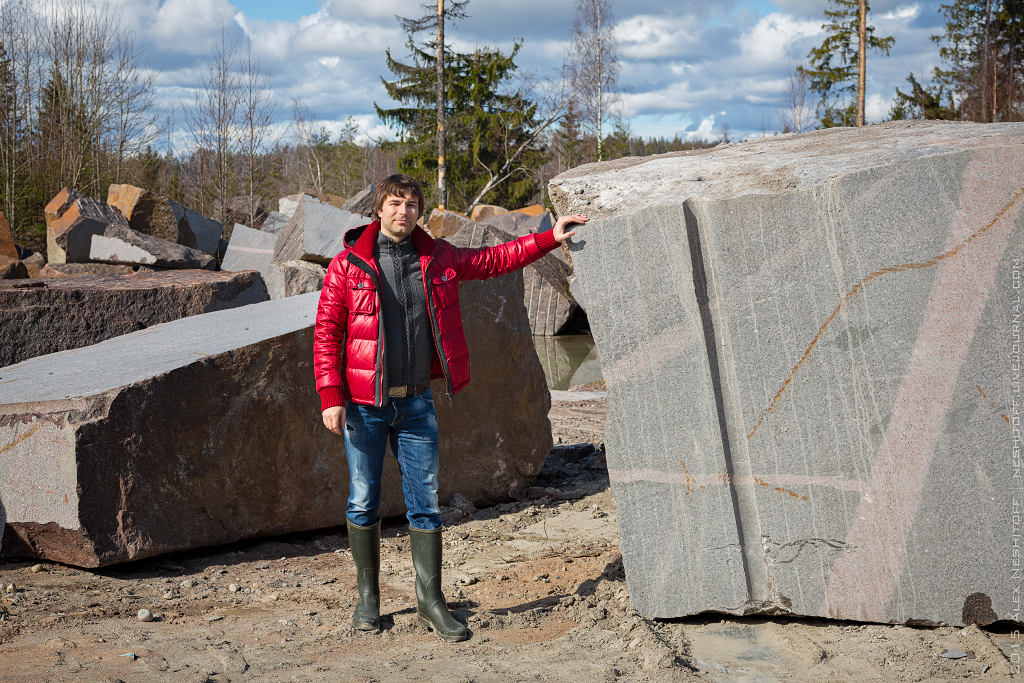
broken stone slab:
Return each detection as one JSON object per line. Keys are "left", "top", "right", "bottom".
{"left": 260, "top": 211, "right": 290, "bottom": 235}
{"left": 265, "top": 260, "right": 326, "bottom": 300}
{"left": 273, "top": 201, "right": 364, "bottom": 265}
{"left": 426, "top": 208, "right": 471, "bottom": 238}
{"left": 549, "top": 120, "right": 1024, "bottom": 627}
{"left": 0, "top": 270, "right": 268, "bottom": 368}
{"left": 278, "top": 192, "right": 320, "bottom": 218}
{"left": 341, "top": 184, "right": 375, "bottom": 216}
{"left": 107, "top": 184, "right": 223, "bottom": 256}
{"left": 0, "top": 264, "right": 550, "bottom": 565}
{"left": 38, "top": 262, "right": 135, "bottom": 278}
{"left": 0, "top": 212, "right": 16, "bottom": 260}
{"left": 91, "top": 224, "right": 215, "bottom": 270}
{"left": 220, "top": 224, "right": 277, "bottom": 279}
{"left": 45, "top": 188, "right": 131, "bottom": 264}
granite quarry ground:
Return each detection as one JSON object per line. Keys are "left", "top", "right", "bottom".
{"left": 0, "top": 395, "right": 1018, "bottom": 682}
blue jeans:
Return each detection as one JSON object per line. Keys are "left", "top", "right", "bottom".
{"left": 343, "top": 389, "right": 441, "bottom": 530}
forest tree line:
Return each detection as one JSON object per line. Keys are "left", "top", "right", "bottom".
{"left": 0, "top": 0, "right": 1019, "bottom": 255}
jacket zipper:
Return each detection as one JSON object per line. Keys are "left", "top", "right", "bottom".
{"left": 422, "top": 257, "right": 454, "bottom": 402}
{"left": 346, "top": 252, "right": 388, "bottom": 407}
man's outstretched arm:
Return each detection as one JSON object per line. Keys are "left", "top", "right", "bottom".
{"left": 458, "top": 213, "right": 589, "bottom": 281}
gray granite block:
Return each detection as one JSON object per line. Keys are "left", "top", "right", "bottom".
{"left": 274, "top": 201, "right": 365, "bottom": 265}
{"left": 220, "top": 224, "right": 277, "bottom": 278}
{"left": 261, "top": 211, "right": 290, "bottom": 235}
{"left": 90, "top": 224, "right": 215, "bottom": 270}
{"left": 550, "top": 120, "right": 1024, "bottom": 627}
{"left": 265, "top": 260, "right": 326, "bottom": 300}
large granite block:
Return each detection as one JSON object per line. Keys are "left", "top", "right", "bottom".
{"left": 108, "top": 185, "right": 223, "bottom": 256}
{"left": 274, "top": 201, "right": 364, "bottom": 265}
{"left": 0, "top": 259, "right": 550, "bottom": 565}
{"left": 45, "top": 188, "right": 130, "bottom": 264}
{"left": 0, "top": 270, "right": 268, "bottom": 367}
{"left": 220, "top": 224, "right": 277, "bottom": 277}
{"left": 91, "top": 224, "right": 215, "bottom": 270}
{"left": 549, "top": 121, "right": 1024, "bottom": 627}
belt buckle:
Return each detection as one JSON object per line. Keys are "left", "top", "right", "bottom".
{"left": 387, "top": 386, "right": 407, "bottom": 398}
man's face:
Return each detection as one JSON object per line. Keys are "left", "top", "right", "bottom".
{"left": 378, "top": 191, "right": 420, "bottom": 242}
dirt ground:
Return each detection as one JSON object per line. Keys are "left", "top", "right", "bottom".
{"left": 0, "top": 394, "right": 1018, "bottom": 682}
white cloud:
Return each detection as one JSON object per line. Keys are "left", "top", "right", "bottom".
{"left": 688, "top": 115, "right": 715, "bottom": 140}
{"left": 617, "top": 15, "right": 703, "bottom": 61}
{"left": 865, "top": 92, "right": 891, "bottom": 121}
{"left": 740, "top": 12, "right": 822, "bottom": 66}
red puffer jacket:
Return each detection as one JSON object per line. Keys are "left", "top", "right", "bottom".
{"left": 314, "top": 220, "right": 559, "bottom": 410}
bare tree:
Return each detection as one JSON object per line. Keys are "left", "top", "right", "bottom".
{"left": 716, "top": 120, "right": 731, "bottom": 144}
{"left": 237, "top": 41, "right": 277, "bottom": 227}
{"left": 566, "top": 0, "right": 620, "bottom": 161}
{"left": 778, "top": 62, "right": 813, "bottom": 133}
{"left": 292, "top": 98, "right": 329, "bottom": 194}
{"left": 0, "top": 0, "right": 34, "bottom": 235}
{"left": 183, "top": 28, "right": 241, "bottom": 225}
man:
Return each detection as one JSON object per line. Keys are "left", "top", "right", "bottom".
{"left": 314, "top": 173, "right": 586, "bottom": 642}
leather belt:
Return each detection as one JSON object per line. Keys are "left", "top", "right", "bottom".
{"left": 387, "top": 384, "right": 429, "bottom": 398}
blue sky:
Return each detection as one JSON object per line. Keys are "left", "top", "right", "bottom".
{"left": 117, "top": 0, "right": 946, "bottom": 144}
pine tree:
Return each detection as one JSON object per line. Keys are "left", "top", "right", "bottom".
{"left": 376, "top": 40, "right": 543, "bottom": 211}
{"left": 804, "top": 0, "right": 895, "bottom": 127}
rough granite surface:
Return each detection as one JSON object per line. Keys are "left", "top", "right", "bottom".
{"left": 549, "top": 120, "right": 1024, "bottom": 627}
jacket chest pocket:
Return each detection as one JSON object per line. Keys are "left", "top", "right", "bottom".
{"left": 431, "top": 271, "right": 459, "bottom": 309}
{"left": 349, "top": 280, "right": 377, "bottom": 314}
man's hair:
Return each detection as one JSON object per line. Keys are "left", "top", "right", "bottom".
{"left": 373, "top": 174, "right": 426, "bottom": 217}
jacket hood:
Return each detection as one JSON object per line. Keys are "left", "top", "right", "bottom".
{"left": 344, "top": 223, "right": 374, "bottom": 249}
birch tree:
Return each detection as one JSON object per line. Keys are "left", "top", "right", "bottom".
{"left": 566, "top": 0, "right": 620, "bottom": 160}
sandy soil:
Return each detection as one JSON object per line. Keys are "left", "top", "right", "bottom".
{"left": 0, "top": 395, "right": 1018, "bottom": 682}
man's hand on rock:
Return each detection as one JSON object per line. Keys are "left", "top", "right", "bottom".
{"left": 322, "top": 405, "right": 345, "bottom": 435}
{"left": 552, "top": 214, "right": 588, "bottom": 244}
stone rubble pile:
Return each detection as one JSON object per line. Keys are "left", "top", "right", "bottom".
{"left": 550, "top": 120, "right": 1024, "bottom": 628}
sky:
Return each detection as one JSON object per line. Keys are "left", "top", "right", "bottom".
{"left": 111, "top": 0, "right": 947, "bottom": 145}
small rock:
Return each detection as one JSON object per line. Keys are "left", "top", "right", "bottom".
{"left": 137, "top": 609, "right": 154, "bottom": 622}
{"left": 268, "top": 594, "right": 279, "bottom": 601}
{"left": 162, "top": 591, "right": 174, "bottom": 599}
{"left": 939, "top": 648, "right": 967, "bottom": 659}
{"left": 254, "top": 562, "right": 270, "bottom": 570}
{"left": 29, "top": 564, "right": 44, "bottom": 573}
{"left": 205, "top": 614, "right": 224, "bottom": 622}
{"left": 5, "top": 583, "right": 15, "bottom": 593}
{"left": 228, "top": 584, "right": 240, "bottom": 593}
{"left": 180, "top": 579, "right": 197, "bottom": 589}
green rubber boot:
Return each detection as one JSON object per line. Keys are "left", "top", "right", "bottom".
{"left": 347, "top": 520, "right": 380, "bottom": 631}
{"left": 409, "top": 527, "right": 469, "bottom": 642}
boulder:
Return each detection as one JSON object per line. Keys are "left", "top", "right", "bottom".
{"left": 220, "top": 224, "right": 277, "bottom": 279}
{"left": 0, "top": 256, "right": 27, "bottom": 279}
{"left": 39, "top": 262, "right": 135, "bottom": 278}
{"left": 469, "top": 204, "right": 508, "bottom": 223}
{"left": 0, "top": 212, "right": 16, "bottom": 260}
{"left": 0, "top": 263, "right": 550, "bottom": 565}
{"left": 260, "top": 211, "right": 290, "bottom": 236}
{"left": 107, "top": 184, "right": 223, "bottom": 256}
{"left": 90, "top": 224, "right": 215, "bottom": 270}
{"left": 273, "top": 201, "right": 364, "bottom": 265}
{"left": 341, "top": 184, "right": 375, "bottom": 216}
{"left": 21, "top": 252, "right": 44, "bottom": 278}
{"left": 265, "top": 260, "right": 326, "bottom": 300}
{"left": 0, "top": 270, "right": 268, "bottom": 368}
{"left": 512, "top": 204, "right": 547, "bottom": 217}
{"left": 549, "top": 120, "right": 1024, "bottom": 627}
{"left": 426, "top": 208, "right": 471, "bottom": 238}
{"left": 45, "top": 188, "right": 130, "bottom": 264}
